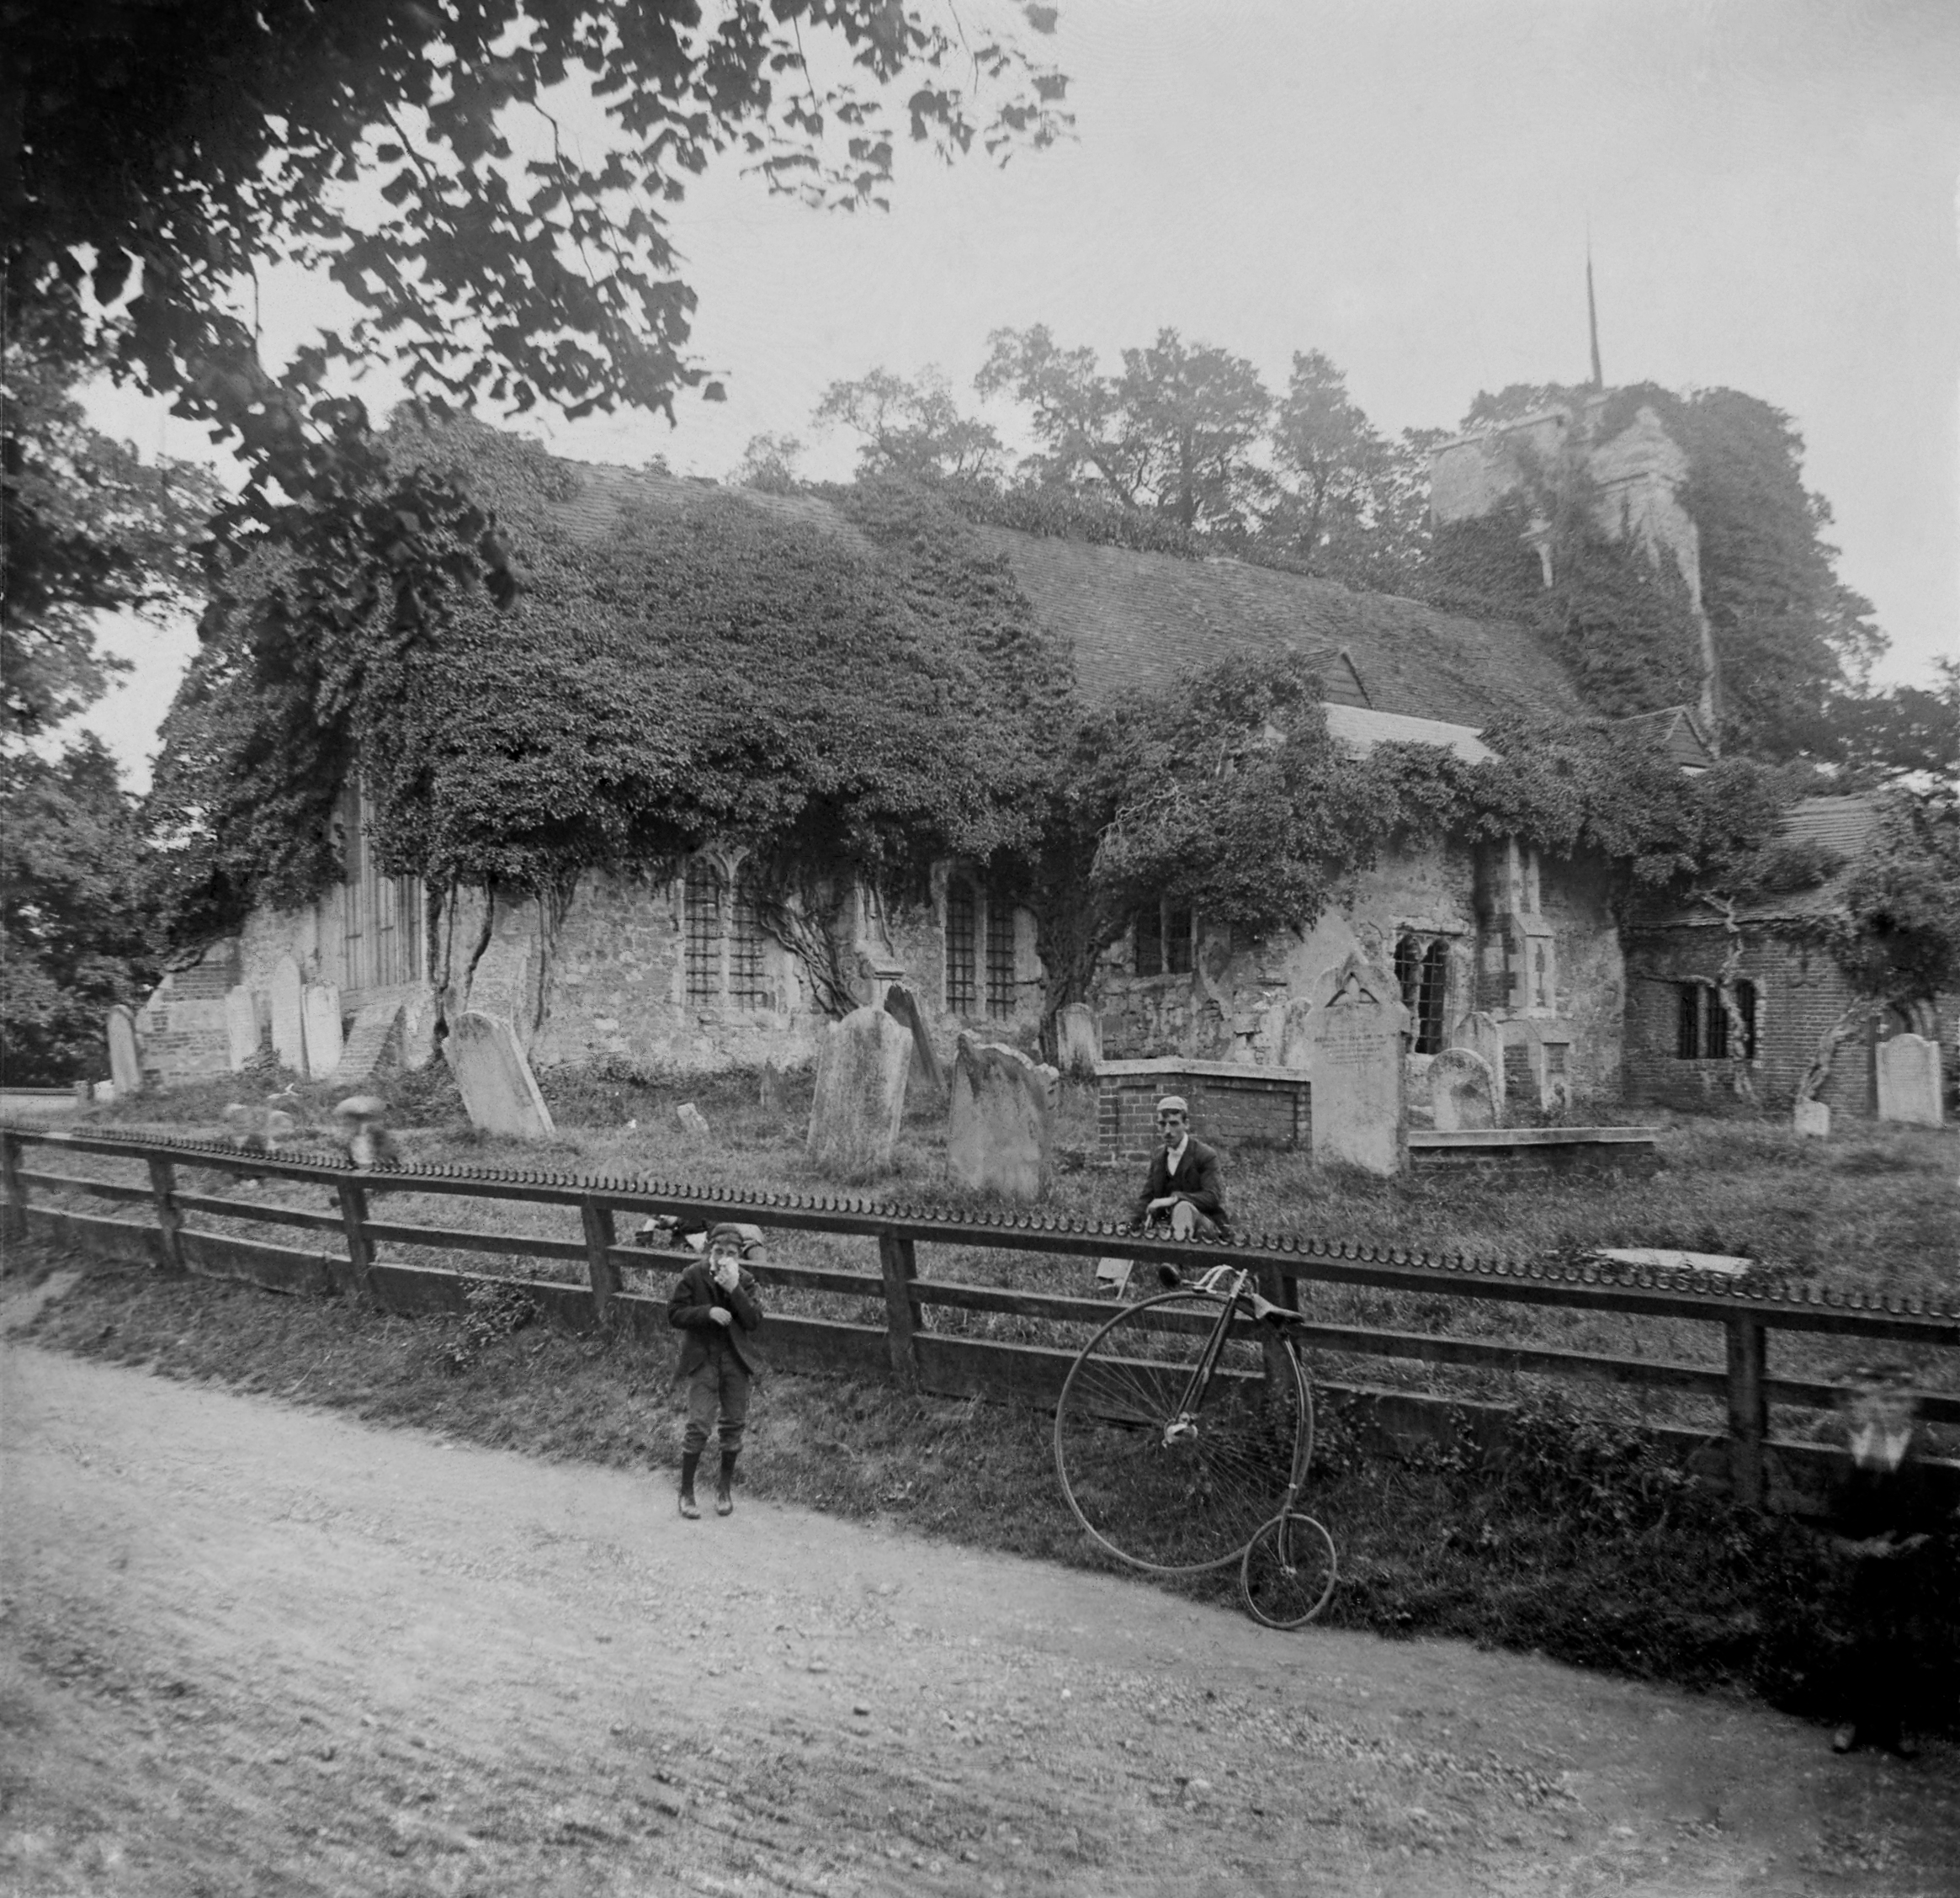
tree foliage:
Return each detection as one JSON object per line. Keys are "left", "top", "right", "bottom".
{"left": 813, "top": 368, "right": 1004, "bottom": 481}
{"left": 0, "top": 736, "right": 156, "bottom": 1082}
{"left": 8, "top": 0, "right": 1070, "bottom": 709}
{"left": 1834, "top": 787, "right": 1960, "bottom": 1003}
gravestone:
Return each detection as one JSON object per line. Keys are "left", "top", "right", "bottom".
{"left": 1056, "top": 1002, "right": 1102, "bottom": 1079}
{"left": 1308, "top": 954, "right": 1409, "bottom": 1177}
{"left": 445, "top": 1011, "right": 556, "bottom": 1139}
{"left": 224, "top": 986, "right": 261, "bottom": 1071}
{"left": 1428, "top": 1047, "right": 1496, "bottom": 1132}
{"left": 1793, "top": 1097, "right": 1830, "bottom": 1139}
{"left": 1449, "top": 1010, "right": 1507, "bottom": 1112}
{"left": 300, "top": 984, "right": 343, "bottom": 1080}
{"left": 333, "top": 997, "right": 405, "bottom": 1087}
{"left": 1277, "top": 997, "right": 1318, "bottom": 1071}
{"left": 806, "top": 1006, "right": 911, "bottom": 1176}
{"left": 676, "top": 1103, "right": 709, "bottom": 1139}
{"left": 946, "top": 1034, "right": 1060, "bottom": 1202}
{"left": 883, "top": 981, "right": 947, "bottom": 1097}
{"left": 268, "top": 957, "right": 306, "bottom": 1073}
{"left": 1876, "top": 1033, "right": 1943, "bottom": 1127}
{"left": 760, "top": 1061, "right": 782, "bottom": 1111}
{"left": 106, "top": 1006, "right": 143, "bottom": 1095}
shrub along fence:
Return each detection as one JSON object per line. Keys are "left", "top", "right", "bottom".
{"left": 5, "top": 1123, "right": 1957, "bottom": 1513}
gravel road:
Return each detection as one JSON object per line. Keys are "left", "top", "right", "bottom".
{"left": 3, "top": 1306, "right": 1957, "bottom": 1895}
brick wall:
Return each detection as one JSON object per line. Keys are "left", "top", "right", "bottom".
{"left": 1096, "top": 1059, "right": 1310, "bottom": 1163}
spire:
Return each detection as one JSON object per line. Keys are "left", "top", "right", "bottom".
{"left": 1586, "top": 239, "right": 1604, "bottom": 391}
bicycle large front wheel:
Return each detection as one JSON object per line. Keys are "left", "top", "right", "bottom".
{"left": 1054, "top": 1290, "right": 1309, "bottom": 1575}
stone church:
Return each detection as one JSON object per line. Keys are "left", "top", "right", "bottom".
{"left": 135, "top": 396, "right": 1934, "bottom": 1122}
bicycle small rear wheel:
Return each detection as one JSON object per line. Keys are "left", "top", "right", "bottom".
{"left": 1054, "top": 1290, "right": 1309, "bottom": 1576}
{"left": 1240, "top": 1512, "right": 1338, "bottom": 1629}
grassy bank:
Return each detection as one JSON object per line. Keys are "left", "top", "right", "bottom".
{"left": 12, "top": 1242, "right": 1957, "bottom": 1740}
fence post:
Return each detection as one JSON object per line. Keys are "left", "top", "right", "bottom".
{"left": 1, "top": 1133, "right": 25, "bottom": 1246}
{"left": 146, "top": 1157, "right": 187, "bottom": 1274}
{"left": 336, "top": 1179, "right": 376, "bottom": 1300}
{"left": 1724, "top": 1315, "right": 1767, "bottom": 1508}
{"left": 878, "top": 1231, "right": 922, "bottom": 1390}
{"left": 582, "top": 1199, "right": 619, "bottom": 1327}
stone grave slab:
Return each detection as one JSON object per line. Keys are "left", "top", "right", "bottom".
{"left": 300, "top": 984, "right": 343, "bottom": 1081}
{"left": 883, "top": 981, "right": 947, "bottom": 1096}
{"left": 268, "top": 957, "right": 306, "bottom": 1074}
{"left": 807, "top": 1006, "right": 911, "bottom": 1176}
{"left": 334, "top": 997, "right": 404, "bottom": 1086}
{"left": 1793, "top": 1098, "right": 1830, "bottom": 1139}
{"left": 1876, "top": 1033, "right": 1943, "bottom": 1127}
{"left": 946, "top": 1034, "right": 1060, "bottom": 1201}
{"left": 106, "top": 1005, "right": 144, "bottom": 1095}
{"left": 1591, "top": 1247, "right": 1756, "bottom": 1280}
{"left": 1428, "top": 1047, "right": 1496, "bottom": 1132}
{"left": 225, "top": 986, "right": 262, "bottom": 1071}
{"left": 1308, "top": 953, "right": 1408, "bottom": 1177}
{"left": 445, "top": 1011, "right": 556, "bottom": 1139}
{"left": 676, "top": 1103, "right": 709, "bottom": 1138}
{"left": 1056, "top": 1002, "right": 1102, "bottom": 1079}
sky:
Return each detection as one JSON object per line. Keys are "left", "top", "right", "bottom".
{"left": 76, "top": 0, "right": 1960, "bottom": 786}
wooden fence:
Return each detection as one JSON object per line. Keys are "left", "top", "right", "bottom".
{"left": 5, "top": 1122, "right": 1957, "bottom": 1512}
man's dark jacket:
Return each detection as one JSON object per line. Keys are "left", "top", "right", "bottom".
{"left": 1132, "top": 1137, "right": 1229, "bottom": 1230}
{"left": 667, "top": 1258, "right": 765, "bottom": 1377}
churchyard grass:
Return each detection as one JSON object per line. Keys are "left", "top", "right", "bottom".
{"left": 45, "top": 1057, "right": 1960, "bottom": 1454}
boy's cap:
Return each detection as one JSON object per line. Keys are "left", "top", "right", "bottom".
{"left": 706, "top": 1222, "right": 747, "bottom": 1252}
{"left": 1156, "top": 1095, "right": 1188, "bottom": 1116}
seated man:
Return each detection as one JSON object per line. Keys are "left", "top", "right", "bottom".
{"left": 1132, "top": 1095, "right": 1229, "bottom": 1239}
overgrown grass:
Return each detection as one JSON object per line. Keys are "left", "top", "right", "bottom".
{"left": 42, "top": 1065, "right": 1960, "bottom": 1452}
{"left": 13, "top": 1244, "right": 1955, "bottom": 1739}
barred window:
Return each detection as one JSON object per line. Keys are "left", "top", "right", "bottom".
{"left": 1135, "top": 900, "right": 1194, "bottom": 977}
{"left": 1134, "top": 903, "right": 1165, "bottom": 977}
{"left": 1394, "top": 933, "right": 1449, "bottom": 1055}
{"left": 985, "top": 891, "right": 1017, "bottom": 1018}
{"left": 728, "top": 879, "right": 769, "bottom": 1010}
{"left": 1675, "top": 981, "right": 1756, "bottom": 1060}
{"left": 946, "top": 879, "right": 979, "bottom": 1015}
{"left": 684, "top": 859, "right": 722, "bottom": 1006}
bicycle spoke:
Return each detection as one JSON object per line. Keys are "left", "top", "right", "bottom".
{"left": 1240, "top": 1512, "right": 1338, "bottom": 1630}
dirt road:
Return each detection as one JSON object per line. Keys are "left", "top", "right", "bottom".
{"left": 3, "top": 1321, "right": 1957, "bottom": 1896}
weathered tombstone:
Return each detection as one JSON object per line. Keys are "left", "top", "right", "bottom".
{"left": 1876, "top": 1033, "right": 1943, "bottom": 1127}
{"left": 760, "top": 1060, "right": 782, "bottom": 1111}
{"left": 93, "top": 1081, "right": 117, "bottom": 1105}
{"left": 1056, "top": 1002, "right": 1102, "bottom": 1079}
{"left": 444, "top": 1011, "right": 556, "bottom": 1139}
{"left": 1448, "top": 1009, "right": 1507, "bottom": 1111}
{"left": 1308, "top": 954, "right": 1409, "bottom": 1176}
{"left": 806, "top": 1006, "right": 911, "bottom": 1176}
{"left": 883, "top": 981, "right": 947, "bottom": 1097}
{"left": 1428, "top": 1047, "right": 1497, "bottom": 1132}
{"left": 300, "top": 983, "right": 343, "bottom": 1080}
{"left": 946, "top": 1033, "right": 1060, "bottom": 1201}
{"left": 224, "top": 986, "right": 261, "bottom": 1071}
{"left": 1793, "top": 1097, "right": 1830, "bottom": 1139}
{"left": 676, "top": 1102, "right": 709, "bottom": 1139}
{"left": 106, "top": 1005, "right": 143, "bottom": 1096}
{"left": 333, "top": 997, "right": 405, "bottom": 1086}
{"left": 268, "top": 956, "right": 306, "bottom": 1074}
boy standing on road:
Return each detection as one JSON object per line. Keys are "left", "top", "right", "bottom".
{"left": 667, "top": 1223, "right": 764, "bottom": 1519}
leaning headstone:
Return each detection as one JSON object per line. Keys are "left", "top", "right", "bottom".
{"left": 106, "top": 1005, "right": 144, "bottom": 1096}
{"left": 806, "top": 1006, "right": 911, "bottom": 1176}
{"left": 444, "top": 1011, "right": 556, "bottom": 1139}
{"left": 1308, "top": 954, "right": 1409, "bottom": 1177}
{"left": 268, "top": 956, "right": 306, "bottom": 1074}
{"left": 883, "top": 982, "right": 947, "bottom": 1097}
{"left": 224, "top": 986, "right": 261, "bottom": 1071}
{"left": 676, "top": 1103, "right": 709, "bottom": 1139}
{"left": 333, "top": 996, "right": 405, "bottom": 1087}
{"left": 1793, "top": 1098, "right": 1830, "bottom": 1139}
{"left": 1056, "top": 1002, "right": 1102, "bottom": 1079}
{"left": 1876, "top": 1033, "right": 1943, "bottom": 1127}
{"left": 1428, "top": 1047, "right": 1496, "bottom": 1132}
{"left": 300, "top": 983, "right": 343, "bottom": 1081}
{"left": 946, "top": 1034, "right": 1060, "bottom": 1202}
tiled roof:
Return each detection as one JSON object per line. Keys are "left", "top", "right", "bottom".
{"left": 1612, "top": 705, "right": 1717, "bottom": 770}
{"left": 1323, "top": 703, "right": 1495, "bottom": 763}
{"left": 1633, "top": 794, "right": 1885, "bottom": 928}
{"left": 975, "top": 529, "right": 1581, "bottom": 724}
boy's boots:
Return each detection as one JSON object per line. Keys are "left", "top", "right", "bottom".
{"left": 678, "top": 1450, "right": 701, "bottom": 1520}
{"left": 715, "top": 1451, "right": 738, "bottom": 1517}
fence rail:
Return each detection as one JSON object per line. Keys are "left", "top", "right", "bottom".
{"left": 5, "top": 1121, "right": 1957, "bottom": 1511}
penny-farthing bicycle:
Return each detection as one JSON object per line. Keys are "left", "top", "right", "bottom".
{"left": 1053, "top": 1262, "right": 1337, "bottom": 1628}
